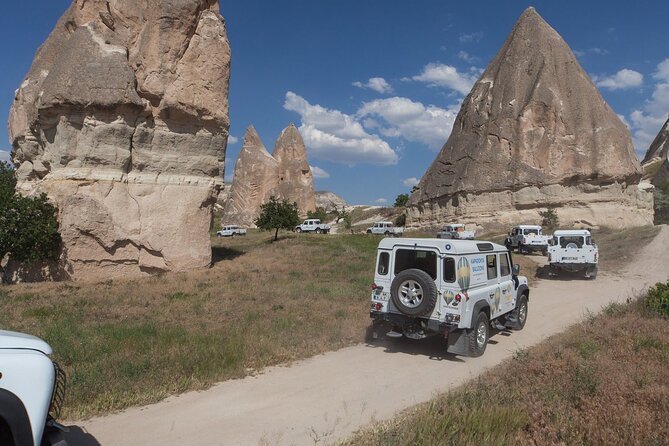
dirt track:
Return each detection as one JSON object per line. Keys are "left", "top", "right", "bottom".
{"left": 65, "top": 226, "right": 669, "bottom": 446}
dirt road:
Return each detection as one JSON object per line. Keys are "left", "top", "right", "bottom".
{"left": 66, "top": 226, "right": 669, "bottom": 446}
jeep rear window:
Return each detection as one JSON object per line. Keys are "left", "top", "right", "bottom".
{"left": 559, "top": 236, "right": 584, "bottom": 248}
{"left": 377, "top": 252, "right": 389, "bottom": 275}
{"left": 394, "top": 249, "right": 437, "bottom": 280}
{"left": 443, "top": 257, "right": 455, "bottom": 283}
{"left": 524, "top": 229, "right": 539, "bottom": 235}
{"left": 486, "top": 254, "right": 497, "bottom": 280}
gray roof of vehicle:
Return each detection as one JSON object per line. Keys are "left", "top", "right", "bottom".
{"left": 377, "top": 237, "right": 506, "bottom": 254}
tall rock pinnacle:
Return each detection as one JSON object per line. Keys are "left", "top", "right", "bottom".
{"left": 273, "top": 124, "right": 316, "bottom": 215}
{"left": 8, "top": 0, "right": 231, "bottom": 280}
{"left": 642, "top": 116, "right": 669, "bottom": 186}
{"left": 407, "top": 7, "right": 652, "bottom": 229}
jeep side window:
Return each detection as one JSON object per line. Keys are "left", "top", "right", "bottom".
{"left": 443, "top": 257, "right": 455, "bottom": 283}
{"left": 377, "top": 252, "right": 389, "bottom": 275}
{"left": 525, "top": 229, "right": 538, "bottom": 235}
{"left": 499, "top": 253, "right": 511, "bottom": 277}
{"left": 486, "top": 254, "right": 497, "bottom": 280}
{"left": 394, "top": 249, "right": 437, "bottom": 280}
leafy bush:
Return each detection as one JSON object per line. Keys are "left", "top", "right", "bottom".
{"left": 394, "top": 193, "right": 409, "bottom": 208}
{"left": 539, "top": 207, "right": 559, "bottom": 229}
{"left": 655, "top": 182, "right": 669, "bottom": 225}
{"left": 254, "top": 196, "right": 300, "bottom": 241}
{"left": 307, "top": 206, "right": 327, "bottom": 222}
{"left": 645, "top": 280, "right": 669, "bottom": 317}
{"left": 395, "top": 213, "right": 406, "bottom": 227}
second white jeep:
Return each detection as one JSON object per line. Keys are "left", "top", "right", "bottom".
{"left": 505, "top": 224, "right": 551, "bottom": 255}
{"left": 369, "top": 238, "right": 529, "bottom": 357}
{"left": 547, "top": 229, "right": 598, "bottom": 279}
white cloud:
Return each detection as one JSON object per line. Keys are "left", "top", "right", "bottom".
{"left": 374, "top": 198, "right": 388, "bottom": 204}
{"left": 617, "top": 114, "right": 630, "bottom": 129}
{"left": 227, "top": 135, "right": 239, "bottom": 145}
{"left": 410, "top": 63, "right": 480, "bottom": 95}
{"left": 629, "top": 59, "right": 669, "bottom": 156}
{"left": 457, "top": 50, "right": 479, "bottom": 64}
{"left": 403, "top": 177, "right": 420, "bottom": 187}
{"left": 284, "top": 91, "right": 398, "bottom": 166}
{"left": 0, "top": 150, "right": 10, "bottom": 163}
{"left": 310, "top": 165, "right": 330, "bottom": 179}
{"left": 352, "top": 77, "right": 393, "bottom": 94}
{"left": 357, "top": 97, "right": 458, "bottom": 149}
{"left": 594, "top": 69, "right": 643, "bottom": 90}
{"left": 458, "top": 31, "right": 483, "bottom": 43}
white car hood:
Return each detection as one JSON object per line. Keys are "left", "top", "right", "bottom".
{"left": 0, "top": 330, "right": 52, "bottom": 354}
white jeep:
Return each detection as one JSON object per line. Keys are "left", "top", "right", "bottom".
{"left": 547, "top": 229, "right": 598, "bottom": 279}
{"left": 369, "top": 238, "right": 529, "bottom": 357}
{"left": 295, "top": 219, "right": 331, "bottom": 234}
{"left": 436, "top": 223, "right": 476, "bottom": 240}
{"left": 505, "top": 224, "right": 551, "bottom": 255}
{"left": 0, "top": 330, "right": 68, "bottom": 446}
{"left": 216, "top": 225, "right": 247, "bottom": 237}
{"left": 366, "top": 221, "right": 404, "bottom": 237}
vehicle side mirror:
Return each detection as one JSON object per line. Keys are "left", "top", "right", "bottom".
{"left": 512, "top": 264, "right": 520, "bottom": 275}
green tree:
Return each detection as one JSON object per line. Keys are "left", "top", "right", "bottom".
{"left": 0, "top": 161, "right": 62, "bottom": 280}
{"left": 539, "top": 208, "right": 559, "bottom": 230}
{"left": 342, "top": 209, "right": 352, "bottom": 232}
{"left": 254, "top": 196, "right": 300, "bottom": 241}
{"left": 394, "top": 193, "right": 409, "bottom": 208}
{"left": 395, "top": 213, "right": 406, "bottom": 227}
{"left": 307, "top": 206, "right": 327, "bottom": 222}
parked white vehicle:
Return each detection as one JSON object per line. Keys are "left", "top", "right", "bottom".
{"left": 369, "top": 238, "right": 529, "bottom": 357}
{"left": 505, "top": 224, "right": 552, "bottom": 255}
{"left": 547, "top": 229, "right": 598, "bottom": 279}
{"left": 295, "top": 219, "right": 331, "bottom": 234}
{"left": 436, "top": 223, "right": 476, "bottom": 240}
{"left": 366, "top": 221, "right": 404, "bottom": 237}
{"left": 216, "top": 225, "right": 247, "bottom": 237}
{"left": 0, "top": 330, "right": 68, "bottom": 446}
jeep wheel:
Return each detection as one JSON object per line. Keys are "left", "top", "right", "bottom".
{"left": 385, "top": 231, "right": 390, "bottom": 236}
{"left": 316, "top": 228, "right": 322, "bottom": 234}
{"left": 466, "top": 311, "right": 489, "bottom": 357}
{"left": 296, "top": 228, "right": 302, "bottom": 233}
{"left": 510, "top": 294, "right": 528, "bottom": 330}
{"left": 366, "top": 229, "right": 372, "bottom": 234}
{"left": 518, "top": 243, "right": 526, "bottom": 254}
{"left": 390, "top": 269, "right": 438, "bottom": 317}
{"left": 585, "top": 266, "right": 598, "bottom": 279}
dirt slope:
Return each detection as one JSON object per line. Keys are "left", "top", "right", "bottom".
{"left": 66, "top": 226, "right": 669, "bottom": 446}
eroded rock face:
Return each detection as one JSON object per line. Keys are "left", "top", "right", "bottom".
{"left": 221, "top": 126, "right": 279, "bottom": 227}
{"left": 8, "top": 0, "right": 231, "bottom": 280}
{"left": 408, "top": 7, "right": 652, "bottom": 229}
{"left": 222, "top": 125, "right": 316, "bottom": 227}
{"left": 273, "top": 124, "right": 316, "bottom": 216}
{"left": 642, "top": 117, "right": 669, "bottom": 186}
{"left": 315, "top": 191, "right": 348, "bottom": 212}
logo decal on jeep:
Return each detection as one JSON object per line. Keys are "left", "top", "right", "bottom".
{"left": 493, "top": 288, "right": 501, "bottom": 313}
{"left": 443, "top": 290, "right": 456, "bottom": 305}
{"left": 457, "top": 257, "right": 471, "bottom": 291}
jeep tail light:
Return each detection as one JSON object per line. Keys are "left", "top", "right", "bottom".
{"left": 371, "top": 283, "right": 377, "bottom": 290}
{"left": 371, "top": 302, "right": 383, "bottom": 311}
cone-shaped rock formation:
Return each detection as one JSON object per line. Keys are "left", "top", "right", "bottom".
{"left": 642, "top": 117, "right": 669, "bottom": 186}
{"left": 8, "top": 0, "right": 231, "bottom": 280}
{"left": 273, "top": 124, "right": 317, "bottom": 215}
{"left": 407, "top": 7, "right": 652, "bottom": 229}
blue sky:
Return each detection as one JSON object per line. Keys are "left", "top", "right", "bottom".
{"left": 1, "top": 1, "right": 668, "bottom": 205}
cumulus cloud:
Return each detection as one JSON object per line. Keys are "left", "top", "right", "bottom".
{"left": 352, "top": 77, "right": 393, "bottom": 94}
{"left": 284, "top": 91, "right": 398, "bottom": 166}
{"left": 227, "top": 135, "right": 239, "bottom": 145}
{"left": 0, "top": 150, "right": 10, "bottom": 163}
{"left": 310, "top": 165, "right": 330, "bottom": 179}
{"left": 457, "top": 50, "right": 479, "bottom": 64}
{"left": 594, "top": 69, "right": 643, "bottom": 90}
{"left": 374, "top": 198, "right": 388, "bottom": 204}
{"left": 410, "top": 63, "right": 480, "bottom": 95}
{"left": 458, "top": 31, "right": 483, "bottom": 43}
{"left": 629, "top": 59, "right": 669, "bottom": 156}
{"left": 402, "top": 177, "right": 420, "bottom": 187}
{"left": 357, "top": 97, "right": 458, "bottom": 149}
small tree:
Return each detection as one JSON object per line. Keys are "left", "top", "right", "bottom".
{"left": 394, "top": 193, "right": 409, "bottom": 208}
{"left": 307, "top": 206, "right": 327, "bottom": 222}
{"left": 254, "top": 196, "right": 300, "bottom": 241}
{"left": 395, "top": 213, "right": 406, "bottom": 227}
{"left": 342, "top": 209, "right": 352, "bottom": 232}
{"left": 539, "top": 208, "right": 559, "bottom": 230}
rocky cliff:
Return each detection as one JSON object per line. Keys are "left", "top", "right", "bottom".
{"left": 222, "top": 125, "right": 315, "bottom": 227}
{"left": 642, "top": 117, "right": 669, "bottom": 186}
{"left": 407, "top": 7, "right": 653, "bottom": 229}
{"left": 8, "top": 0, "right": 230, "bottom": 280}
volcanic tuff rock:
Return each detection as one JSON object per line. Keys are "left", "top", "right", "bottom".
{"left": 8, "top": 0, "right": 231, "bottom": 280}
{"left": 642, "top": 116, "right": 669, "bottom": 186}
{"left": 407, "top": 7, "right": 652, "bottom": 229}
{"left": 315, "top": 191, "right": 348, "bottom": 212}
{"left": 222, "top": 125, "right": 316, "bottom": 227}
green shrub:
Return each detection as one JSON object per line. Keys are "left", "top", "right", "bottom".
{"left": 394, "top": 193, "right": 409, "bottom": 208}
{"left": 395, "top": 213, "right": 406, "bottom": 227}
{"left": 645, "top": 280, "right": 669, "bottom": 317}
{"left": 307, "top": 206, "right": 327, "bottom": 222}
{"left": 539, "top": 207, "right": 559, "bottom": 229}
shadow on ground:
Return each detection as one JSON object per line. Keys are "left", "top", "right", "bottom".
{"left": 211, "top": 246, "right": 245, "bottom": 264}
{"left": 60, "top": 426, "right": 101, "bottom": 446}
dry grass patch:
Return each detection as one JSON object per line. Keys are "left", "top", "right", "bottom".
{"left": 593, "top": 225, "right": 660, "bottom": 272}
{"left": 343, "top": 292, "right": 669, "bottom": 446}
{"left": 0, "top": 230, "right": 379, "bottom": 419}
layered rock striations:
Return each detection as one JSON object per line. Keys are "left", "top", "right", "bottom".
{"left": 408, "top": 7, "right": 653, "bottom": 229}
{"left": 222, "top": 124, "right": 316, "bottom": 227}
{"left": 642, "top": 116, "right": 669, "bottom": 186}
{"left": 8, "top": 0, "right": 231, "bottom": 279}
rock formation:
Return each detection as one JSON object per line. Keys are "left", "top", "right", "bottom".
{"left": 408, "top": 7, "right": 653, "bottom": 229}
{"left": 8, "top": 0, "right": 231, "bottom": 280}
{"left": 642, "top": 116, "right": 669, "bottom": 186}
{"left": 221, "top": 126, "right": 279, "bottom": 226}
{"left": 222, "top": 124, "right": 316, "bottom": 227}
{"left": 315, "top": 191, "right": 348, "bottom": 212}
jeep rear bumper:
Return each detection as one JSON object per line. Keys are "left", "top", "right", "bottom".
{"left": 369, "top": 311, "right": 456, "bottom": 336}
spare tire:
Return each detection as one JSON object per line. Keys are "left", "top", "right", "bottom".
{"left": 390, "top": 268, "right": 438, "bottom": 317}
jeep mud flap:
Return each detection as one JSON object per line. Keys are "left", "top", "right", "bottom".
{"left": 446, "top": 330, "right": 467, "bottom": 355}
